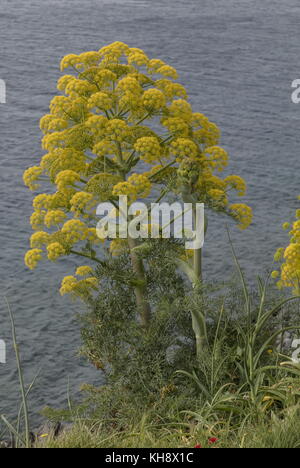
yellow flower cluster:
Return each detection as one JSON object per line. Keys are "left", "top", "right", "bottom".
{"left": 197, "top": 172, "right": 225, "bottom": 194}
{"left": 47, "top": 242, "right": 66, "bottom": 261}
{"left": 112, "top": 174, "right": 152, "bottom": 201}
{"left": 161, "top": 117, "right": 189, "bottom": 137}
{"left": 25, "top": 249, "right": 43, "bottom": 270}
{"left": 142, "top": 89, "right": 166, "bottom": 111}
{"left": 191, "top": 112, "right": 220, "bottom": 147}
{"left": 147, "top": 59, "right": 165, "bottom": 72}
{"left": 156, "top": 80, "right": 187, "bottom": 101}
{"left": 230, "top": 204, "right": 253, "bottom": 230}
{"left": 274, "top": 247, "right": 284, "bottom": 262}
{"left": 40, "top": 115, "right": 68, "bottom": 133}
{"left": 65, "top": 78, "right": 96, "bottom": 98}
{"left": 87, "top": 92, "right": 113, "bottom": 112}
{"left": 128, "top": 50, "right": 149, "bottom": 66}
{"left": 42, "top": 131, "right": 68, "bottom": 151}
{"left": 61, "top": 219, "right": 88, "bottom": 244}
{"left": 169, "top": 99, "right": 192, "bottom": 120}
{"left": 99, "top": 41, "right": 129, "bottom": 60}
{"left": 60, "top": 51, "right": 101, "bottom": 72}
{"left": 30, "top": 211, "right": 46, "bottom": 230}
{"left": 33, "top": 194, "right": 51, "bottom": 211}
{"left": 23, "top": 166, "right": 43, "bottom": 191}
{"left": 105, "top": 119, "right": 130, "bottom": 142}
{"left": 60, "top": 272, "right": 98, "bottom": 297}
{"left": 117, "top": 75, "right": 141, "bottom": 93}
{"left": 134, "top": 137, "right": 162, "bottom": 164}
{"left": 76, "top": 266, "right": 94, "bottom": 276}
{"left": 24, "top": 41, "right": 251, "bottom": 298}
{"left": 70, "top": 191, "right": 95, "bottom": 216}
{"left": 156, "top": 65, "right": 178, "bottom": 79}
{"left": 55, "top": 170, "right": 81, "bottom": 192}
{"left": 86, "top": 115, "right": 108, "bottom": 139}
{"left": 93, "top": 139, "right": 116, "bottom": 157}
{"left": 44, "top": 148, "right": 86, "bottom": 178}
{"left": 204, "top": 146, "right": 228, "bottom": 171}
{"left": 225, "top": 175, "right": 247, "bottom": 196}
{"left": 60, "top": 275, "right": 78, "bottom": 294}
{"left": 44, "top": 210, "right": 67, "bottom": 228}
{"left": 208, "top": 189, "right": 228, "bottom": 206}
{"left": 30, "top": 231, "right": 51, "bottom": 248}
{"left": 273, "top": 197, "right": 300, "bottom": 294}
{"left": 127, "top": 174, "right": 152, "bottom": 197}
{"left": 57, "top": 75, "right": 76, "bottom": 93}
{"left": 171, "top": 138, "right": 198, "bottom": 160}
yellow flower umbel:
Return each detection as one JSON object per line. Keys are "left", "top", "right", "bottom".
{"left": 25, "top": 249, "right": 43, "bottom": 270}
{"left": 229, "top": 204, "right": 253, "bottom": 230}
{"left": 24, "top": 41, "right": 251, "bottom": 310}
{"left": 273, "top": 196, "right": 300, "bottom": 295}
{"left": 60, "top": 271, "right": 98, "bottom": 298}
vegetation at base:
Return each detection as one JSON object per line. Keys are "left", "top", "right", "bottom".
{"left": 40, "top": 406, "right": 300, "bottom": 448}
{"left": 39, "top": 254, "right": 300, "bottom": 449}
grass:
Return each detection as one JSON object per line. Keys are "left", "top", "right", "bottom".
{"left": 40, "top": 405, "right": 300, "bottom": 448}
{"left": 0, "top": 298, "right": 32, "bottom": 448}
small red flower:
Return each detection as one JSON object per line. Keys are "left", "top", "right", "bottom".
{"left": 194, "top": 444, "right": 202, "bottom": 448}
{"left": 208, "top": 437, "right": 218, "bottom": 444}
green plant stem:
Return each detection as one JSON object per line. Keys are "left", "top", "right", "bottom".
{"left": 191, "top": 199, "right": 207, "bottom": 351}
{"left": 16, "top": 371, "right": 40, "bottom": 448}
{"left": 148, "top": 159, "right": 176, "bottom": 181}
{"left": 1, "top": 415, "right": 26, "bottom": 447}
{"left": 193, "top": 208, "right": 208, "bottom": 283}
{"left": 135, "top": 112, "right": 151, "bottom": 126}
{"left": 70, "top": 249, "right": 102, "bottom": 264}
{"left": 193, "top": 248, "right": 202, "bottom": 282}
{"left": 115, "top": 167, "right": 152, "bottom": 330}
{"left": 128, "top": 236, "right": 151, "bottom": 329}
{"left": 4, "top": 298, "right": 30, "bottom": 448}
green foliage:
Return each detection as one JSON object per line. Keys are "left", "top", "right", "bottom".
{"left": 41, "top": 406, "right": 300, "bottom": 448}
{"left": 39, "top": 253, "right": 300, "bottom": 449}
{"left": 80, "top": 240, "right": 195, "bottom": 390}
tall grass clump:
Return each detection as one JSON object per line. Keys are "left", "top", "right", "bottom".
{"left": 0, "top": 299, "right": 37, "bottom": 448}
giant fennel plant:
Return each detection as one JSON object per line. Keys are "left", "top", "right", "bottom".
{"left": 23, "top": 41, "right": 252, "bottom": 331}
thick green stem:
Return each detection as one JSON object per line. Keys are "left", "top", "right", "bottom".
{"left": 192, "top": 203, "right": 205, "bottom": 282}
{"left": 181, "top": 188, "right": 208, "bottom": 353}
{"left": 192, "top": 311, "right": 208, "bottom": 357}
{"left": 70, "top": 249, "right": 102, "bottom": 264}
{"left": 128, "top": 236, "right": 152, "bottom": 329}
{"left": 115, "top": 154, "right": 152, "bottom": 329}
{"left": 193, "top": 247, "right": 202, "bottom": 282}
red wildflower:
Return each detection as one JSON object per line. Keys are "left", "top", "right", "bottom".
{"left": 208, "top": 437, "right": 218, "bottom": 444}
{"left": 194, "top": 444, "right": 202, "bottom": 448}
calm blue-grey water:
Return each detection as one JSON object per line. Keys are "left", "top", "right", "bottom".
{"left": 0, "top": 0, "right": 300, "bottom": 425}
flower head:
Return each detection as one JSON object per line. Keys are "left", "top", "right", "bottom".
{"left": 25, "top": 249, "right": 43, "bottom": 270}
